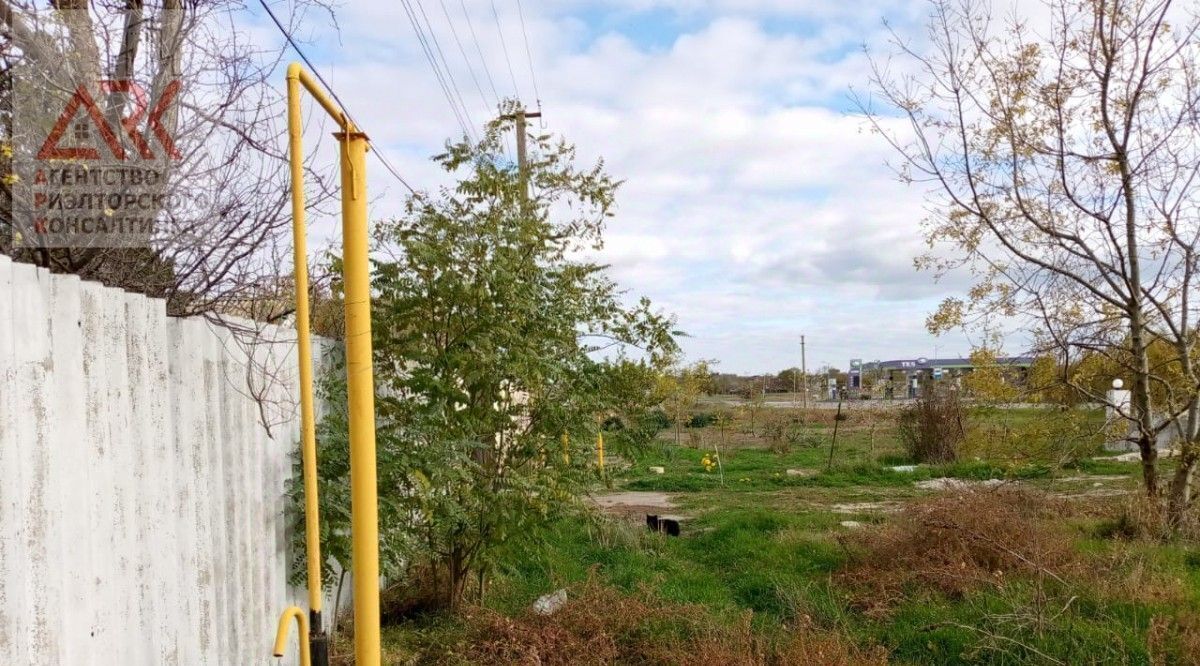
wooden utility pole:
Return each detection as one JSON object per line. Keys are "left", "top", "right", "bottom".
{"left": 801, "top": 335, "right": 808, "bottom": 410}
{"left": 500, "top": 106, "right": 542, "bottom": 197}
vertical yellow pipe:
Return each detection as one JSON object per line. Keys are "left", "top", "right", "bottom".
{"left": 286, "top": 63, "right": 323, "bottom": 618}
{"left": 597, "top": 432, "right": 605, "bottom": 473}
{"left": 337, "top": 127, "right": 381, "bottom": 666}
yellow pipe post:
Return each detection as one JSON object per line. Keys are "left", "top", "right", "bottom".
{"left": 286, "top": 63, "right": 324, "bottom": 622}
{"left": 596, "top": 432, "right": 605, "bottom": 473}
{"left": 282, "top": 62, "right": 381, "bottom": 666}
{"left": 273, "top": 606, "right": 312, "bottom": 666}
{"left": 337, "top": 126, "right": 382, "bottom": 666}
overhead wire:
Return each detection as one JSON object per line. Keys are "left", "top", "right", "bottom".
{"left": 258, "top": 0, "right": 422, "bottom": 198}
{"left": 513, "top": 0, "right": 542, "bottom": 113}
{"left": 438, "top": 0, "right": 493, "bottom": 116}
{"left": 489, "top": 0, "right": 522, "bottom": 101}
{"left": 399, "top": 0, "right": 477, "bottom": 143}
{"left": 450, "top": 0, "right": 511, "bottom": 155}
{"left": 460, "top": 0, "right": 501, "bottom": 106}
{"left": 414, "top": 0, "right": 480, "bottom": 142}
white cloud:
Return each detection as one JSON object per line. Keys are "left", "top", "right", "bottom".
{"left": 263, "top": 0, "right": 991, "bottom": 372}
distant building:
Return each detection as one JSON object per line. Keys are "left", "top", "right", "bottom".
{"left": 848, "top": 356, "right": 1035, "bottom": 399}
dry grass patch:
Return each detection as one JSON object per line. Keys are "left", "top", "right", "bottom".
{"left": 1148, "top": 612, "right": 1200, "bottom": 666}
{"left": 837, "top": 487, "right": 1083, "bottom": 615}
{"left": 460, "top": 581, "right": 887, "bottom": 666}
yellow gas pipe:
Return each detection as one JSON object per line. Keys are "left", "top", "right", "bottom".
{"left": 274, "top": 62, "right": 382, "bottom": 666}
{"left": 597, "top": 432, "right": 605, "bottom": 473}
{"left": 272, "top": 607, "right": 312, "bottom": 666}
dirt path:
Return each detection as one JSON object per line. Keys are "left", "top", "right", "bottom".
{"left": 590, "top": 491, "right": 678, "bottom": 519}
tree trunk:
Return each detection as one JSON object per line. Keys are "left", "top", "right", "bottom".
{"left": 1167, "top": 448, "right": 1196, "bottom": 530}
{"left": 446, "top": 549, "right": 469, "bottom": 610}
{"left": 1166, "top": 400, "right": 1199, "bottom": 529}
{"left": 1130, "top": 316, "right": 1158, "bottom": 497}
{"left": 1124, "top": 192, "right": 1157, "bottom": 497}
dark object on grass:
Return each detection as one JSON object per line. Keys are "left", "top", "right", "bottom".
{"left": 646, "top": 514, "right": 681, "bottom": 537}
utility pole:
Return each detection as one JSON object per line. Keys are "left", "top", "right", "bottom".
{"left": 801, "top": 335, "right": 808, "bottom": 410}
{"left": 500, "top": 106, "right": 542, "bottom": 198}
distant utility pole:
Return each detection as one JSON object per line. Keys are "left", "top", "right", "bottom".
{"left": 801, "top": 335, "right": 808, "bottom": 410}
{"left": 499, "top": 106, "right": 542, "bottom": 196}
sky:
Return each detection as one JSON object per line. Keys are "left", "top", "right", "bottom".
{"left": 252, "top": 0, "right": 990, "bottom": 374}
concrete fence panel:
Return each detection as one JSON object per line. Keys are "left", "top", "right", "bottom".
{"left": 0, "top": 255, "right": 331, "bottom": 665}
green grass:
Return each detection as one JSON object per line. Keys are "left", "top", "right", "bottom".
{"left": 378, "top": 405, "right": 1200, "bottom": 664}
{"left": 620, "top": 443, "right": 1057, "bottom": 492}
{"left": 476, "top": 496, "right": 1198, "bottom": 664}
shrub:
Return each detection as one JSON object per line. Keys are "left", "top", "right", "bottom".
{"left": 688, "top": 411, "right": 719, "bottom": 428}
{"left": 897, "top": 386, "right": 965, "bottom": 463}
{"left": 644, "top": 409, "right": 672, "bottom": 431}
{"left": 1093, "top": 495, "right": 1200, "bottom": 543}
{"left": 962, "top": 405, "right": 1104, "bottom": 466}
{"left": 837, "top": 487, "right": 1081, "bottom": 616}
{"left": 761, "top": 415, "right": 814, "bottom": 454}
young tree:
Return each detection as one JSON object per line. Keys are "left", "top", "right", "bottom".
{"left": 596, "top": 358, "right": 668, "bottom": 455}
{"left": 740, "top": 388, "right": 767, "bottom": 436}
{"left": 962, "top": 348, "right": 1019, "bottom": 404}
{"left": 865, "top": 0, "right": 1200, "bottom": 525}
{"left": 305, "top": 114, "right": 678, "bottom": 608}
{"left": 657, "top": 360, "right": 712, "bottom": 447}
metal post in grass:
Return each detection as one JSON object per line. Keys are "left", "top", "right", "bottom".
{"left": 827, "top": 394, "right": 844, "bottom": 471}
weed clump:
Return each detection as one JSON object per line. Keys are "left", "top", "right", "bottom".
{"left": 1094, "top": 495, "right": 1200, "bottom": 543}
{"left": 838, "top": 487, "right": 1080, "bottom": 615}
{"left": 460, "top": 581, "right": 887, "bottom": 665}
{"left": 897, "top": 386, "right": 965, "bottom": 463}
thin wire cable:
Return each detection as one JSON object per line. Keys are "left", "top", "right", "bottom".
{"left": 414, "top": 0, "right": 479, "bottom": 142}
{"left": 399, "top": 0, "right": 476, "bottom": 142}
{"left": 438, "top": 0, "right": 492, "bottom": 117}
{"left": 461, "top": 0, "right": 500, "bottom": 105}
{"left": 258, "top": 0, "right": 421, "bottom": 197}
{"left": 514, "top": 0, "right": 541, "bottom": 109}
{"left": 458, "top": 0, "right": 511, "bottom": 155}
{"left": 489, "top": 0, "right": 522, "bottom": 100}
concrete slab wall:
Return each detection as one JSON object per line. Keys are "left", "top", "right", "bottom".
{"left": 0, "top": 255, "right": 333, "bottom": 665}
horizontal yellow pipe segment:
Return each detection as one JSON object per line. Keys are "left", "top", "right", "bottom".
{"left": 286, "top": 62, "right": 350, "bottom": 128}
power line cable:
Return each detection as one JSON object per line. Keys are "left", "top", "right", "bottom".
{"left": 461, "top": 0, "right": 501, "bottom": 106}
{"left": 258, "top": 0, "right": 421, "bottom": 197}
{"left": 399, "top": 0, "right": 476, "bottom": 142}
{"left": 438, "top": 0, "right": 491, "bottom": 117}
{"left": 514, "top": 0, "right": 542, "bottom": 110}
{"left": 489, "top": 0, "right": 522, "bottom": 100}
{"left": 414, "top": 0, "right": 479, "bottom": 142}
{"left": 457, "top": 0, "right": 512, "bottom": 155}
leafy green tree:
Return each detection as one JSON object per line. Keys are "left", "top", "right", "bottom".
{"left": 597, "top": 358, "right": 669, "bottom": 457}
{"left": 296, "top": 115, "right": 677, "bottom": 609}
